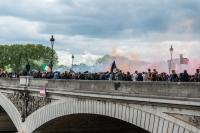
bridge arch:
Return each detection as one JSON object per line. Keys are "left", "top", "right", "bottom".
{"left": 0, "top": 93, "right": 23, "bottom": 132}
{"left": 34, "top": 113, "right": 148, "bottom": 132}
{"left": 24, "top": 97, "right": 193, "bottom": 133}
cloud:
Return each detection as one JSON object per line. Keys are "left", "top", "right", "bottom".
{"left": 57, "top": 50, "right": 101, "bottom": 66}
{"left": 0, "top": 0, "right": 200, "bottom": 71}
{"left": 0, "top": 16, "right": 42, "bottom": 43}
{"left": 1, "top": 0, "right": 200, "bottom": 39}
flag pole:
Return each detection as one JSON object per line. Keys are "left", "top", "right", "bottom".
{"left": 169, "top": 45, "right": 173, "bottom": 74}
{"left": 180, "top": 63, "right": 182, "bottom": 73}
{"left": 180, "top": 54, "right": 185, "bottom": 73}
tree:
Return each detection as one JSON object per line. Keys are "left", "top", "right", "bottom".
{"left": 0, "top": 44, "right": 58, "bottom": 72}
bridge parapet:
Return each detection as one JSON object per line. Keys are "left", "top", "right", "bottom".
{"left": 0, "top": 77, "right": 200, "bottom": 99}
{"left": 0, "top": 78, "right": 19, "bottom": 87}
{"left": 29, "top": 78, "right": 200, "bottom": 99}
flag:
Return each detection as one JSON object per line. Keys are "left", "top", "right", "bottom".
{"left": 110, "top": 60, "right": 117, "bottom": 73}
{"left": 180, "top": 58, "right": 189, "bottom": 64}
{"left": 42, "top": 64, "right": 49, "bottom": 71}
{"left": 180, "top": 54, "right": 189, "bottom": 64}
{"left": 183, "top": 58, "right": 189, "bottom": 64}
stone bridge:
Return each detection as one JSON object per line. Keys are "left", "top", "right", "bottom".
{"left": 0, "top": 77, "right": 200, "bottom": 133}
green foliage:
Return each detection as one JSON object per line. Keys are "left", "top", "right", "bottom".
{"left": 0, "top": 44, "right": 58, "bottom": 72}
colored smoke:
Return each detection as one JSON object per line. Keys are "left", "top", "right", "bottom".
{"left": 70, "top": 47, "right": 200, "bottom": 74}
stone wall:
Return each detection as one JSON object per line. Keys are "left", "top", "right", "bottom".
{"left": 28, "top": 79, "right": 200, "bottom": 98}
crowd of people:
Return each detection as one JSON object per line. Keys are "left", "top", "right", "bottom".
{"left": 0, "top": 68, "right": 200, "bottom": 82}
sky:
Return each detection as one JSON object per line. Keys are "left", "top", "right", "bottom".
{"left": 0, "top": 0, "right": 200, "bottom": 70}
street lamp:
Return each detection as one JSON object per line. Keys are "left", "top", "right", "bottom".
{"left": 50, "top": 35, "right": 55, "bottom": 72}
{"left": 71, "top": 54, "right": 74, "bottom": 71}
{"left": 169, "top": 45, "right": 173, "bottom": 74}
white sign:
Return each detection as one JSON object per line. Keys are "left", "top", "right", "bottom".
{"left": 40, "top": 86, "right": 46, "bottom": 96}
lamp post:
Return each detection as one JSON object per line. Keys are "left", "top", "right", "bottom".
{"left": 71, "top": 54, "right": 74, "bottom": 71}
{"left": 169, "top": 45, "right": 173, "bottom": 74}
{"left": 50, "top": 35, "right": 55, "bottom": 72}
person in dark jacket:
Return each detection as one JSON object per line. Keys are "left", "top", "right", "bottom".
{"left": 170, "top": 70, "right": 179, "bottom": 82}
{"left": 152, "top": 69, "right": 158, "bottom": 81}
{"left": 181, "top": 70, "right": 189, "bottom": 82}
{"left": 137, "top": 73, "right": 143, "bottom": 81}
{"left": 194, "top": 69, "right": 200, "bottom": 82}
{"left": 125, "top": 72, "right": 132, "bottom": 81}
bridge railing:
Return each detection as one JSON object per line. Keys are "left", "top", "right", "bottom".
{"left": 0, "top": 78, "right": 19, "bottom": 87}
{"left": 0, "top": 77, "right": 200, "bottom": 99}
{"left": 28, "top": 78, "right": 200, "bottom": 99}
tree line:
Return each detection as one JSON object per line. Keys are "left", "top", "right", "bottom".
{"left": 0, "top": 44, "right": 58, "bottom": 72}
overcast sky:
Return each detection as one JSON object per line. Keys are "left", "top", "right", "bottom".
{"left": 0, "top": 0, "right": 200, "bottom": 66}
